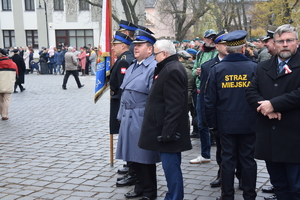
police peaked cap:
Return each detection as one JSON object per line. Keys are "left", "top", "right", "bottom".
{"left": 112, "top": 31, "right": 133, "bottom": 45}
{"left": 213, "top": 30, "right": 227, "bottom": 44}
{"left": 137, "top": 25, "right": 154, "bottom": 35}
{"left": 223, "top": 30, "right": 247, "bottom": 46}
{"left": 133, "top": 29, "right": 156, "bottom": 45}
{"left": 263, "top": 25, "right": 277, "bottom": 41}
{"left": 119, "top": 20, "right": 138, "bottom": 31}
{"left": 177, "top": 50, "right": 191, "bottom": 59}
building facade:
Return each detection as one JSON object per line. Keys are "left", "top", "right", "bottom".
{"left": 0, "top": 0, "right": 145, "bottom": 57}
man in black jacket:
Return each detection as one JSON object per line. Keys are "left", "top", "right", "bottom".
{"left": 139, "top": 39, "right": 192, "bottom": 200}
{"left": 205, "top": 30, "right": 257, "bottom": 200}
{"left": 246, "top": 24, "right": 300, "bottom": 200}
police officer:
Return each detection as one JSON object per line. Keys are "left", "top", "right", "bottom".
{"left": 115, "top": 19, "right": 138, "bottom": 176}
{"left": 205, "top": 30, "right": 257, "bottom": 200}
{"left": 118, "top": 20, "right": 138, "bottom": 52}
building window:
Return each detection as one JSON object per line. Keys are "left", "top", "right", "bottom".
{"left": 79, "top": 0, "right": 89, "bottom": 11}
{"left": 54, "top": 0, "right": 64, "bottom": 11}
{"left": 24, "top": 0, "right": 35, "bottom": 11}
{"left": 26, "top": 30, "right": 38, "bottom": 49}
{"left": 2, "top": 0, "right": 12, "bottom": 11}
{"left": 3, "top": 30, "right": 15, "bottom": 48}
{"left": 55, "top": 29, "right": 93, "bottom": 48}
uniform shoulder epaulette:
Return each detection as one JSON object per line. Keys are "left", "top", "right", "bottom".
{"left": 121, "top": 55, "right": 126, "bottom": 60}
{"left": 210, "top": 61, "right": 220, "bottom": 68}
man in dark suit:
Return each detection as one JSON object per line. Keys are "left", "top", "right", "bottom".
{"left": 139, "top": 39, "right": 192, "bottom": 200}
{"left": 205, "top": 30, "right": 257, "bottom": 200}
{"left": 11, "top": 49, "right": 26, "bottom": 93}
{"left": 246, "top": 24, "right": 300, "bottom": 199}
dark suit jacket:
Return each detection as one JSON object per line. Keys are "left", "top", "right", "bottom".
{"left": 11, "top": 54, "right": 26, "bottom": 84}
{"left": 246, "top": 50, "right": 300, "bottom": 163}
{"left": 139, "top": 54, "right": 192, "bottom": 153}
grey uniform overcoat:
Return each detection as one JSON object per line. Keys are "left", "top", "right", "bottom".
{"left": 116, "top": 55, "right": 160, "bottom": 164}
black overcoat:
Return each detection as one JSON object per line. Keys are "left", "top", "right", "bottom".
{"left": 11, "top": 54, "right": 26, "bottom": 84}
{"left": 109, "top": 50, "right": 134, "bottom": 134}
{"left": 246, "top": 51, "right": 300, "bottom": 163}
{"left": 139, "top": 54, "right": 192, "bottom": 153}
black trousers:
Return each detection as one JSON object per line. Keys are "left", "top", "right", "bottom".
{"left": 266, "top": 161, "right": 300, "bottom": 200}
{"left": 133, "top": 162, "right": 157, "bottom": 199}
{"left": 220, "top": 133, "right": 257, "bottom": 200}
{"left": 62, "top": 70, "right": 82, "bottom": 88}
{"left": 215, "top": 132, "right": 242, "bottom": 179}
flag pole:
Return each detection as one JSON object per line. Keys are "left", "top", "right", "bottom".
{"left": 108, "top": 0, "right": 115, "bottom": 167}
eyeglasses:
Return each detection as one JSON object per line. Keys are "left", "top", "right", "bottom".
{"left": 274, "top": 38, "right": 297, "bottom": 45}
{"left": 153, "top": 51, "right": 163, "bottom": 56}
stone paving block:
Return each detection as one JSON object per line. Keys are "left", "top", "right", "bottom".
{"left": 0, "top": 75, "right": 272, "bottom": 199}
{"left": 65, "top": 196, "right": 83, "bottom": 200}
{"left": 0, "top": 195, "right": 20, "bottom": 200}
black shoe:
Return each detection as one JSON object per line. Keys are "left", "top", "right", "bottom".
{"left": 210, "top": 178, "right": 221, "bottom": 188}
{"left": 216, "top": 197, "right": 221, "bottom": 200}
{"left": 124, "top": 192, "right": 142, "bottom": 199}
{"left": 117, "top": 173, "right": 129, "bottom": 181}
{"left": 13, "top": 90, "right": 18, "bottom": 93}
{"left": 262, "top": 186, "right": 275, "bottom": 193}
{"left": 118, "top": 166, "right": 129, "bottom": 174}
{"left": 62, "top": 86, "right": 67, "bottom": 90}
{"left": 116, "top": 175, "right": 137, "bottom": 187}
{"left": 21, "top": 88, "right": 26, "bottom": 92}
{"left": 264, "top": 194, "right": 277, "bottom": 200}
{"left": 139, "top": 197, "right": 153, "bottom": 200}
{"left": 78, "top": 84, "right": 84, "bottom": 88}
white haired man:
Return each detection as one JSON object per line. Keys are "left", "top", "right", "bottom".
{"left": 139, "top": 39, "right": 192, "bottom": 200}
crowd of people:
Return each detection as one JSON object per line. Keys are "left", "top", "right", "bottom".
{"left": 109, "top": 20, "right": 300, "bottom": 200}
{"left": 1, "top": 19, "right": 299, "bottom": 200}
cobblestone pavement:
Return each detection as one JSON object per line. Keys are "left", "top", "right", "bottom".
{"left": 0, "top": 73, "right": 273, "bottom": 200}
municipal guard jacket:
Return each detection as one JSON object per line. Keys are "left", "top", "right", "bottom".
{"left": 200, "top": 56, "right": 220, "bottom": 124}
{"left": 205, "top": 53, "right": 257, "bottom": 134}
{"left": 109, "top": 50, "right": 134, "bottom": 134}
{"left": 246, "top": 51, "right": 300, "bottom": 163}
{"left": 139, "top": 54, "right": 192, "bottom": 153}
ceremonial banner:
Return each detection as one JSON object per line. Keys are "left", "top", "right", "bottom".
{"left": 94, "top": 0, "right": 112, "bottom": 103}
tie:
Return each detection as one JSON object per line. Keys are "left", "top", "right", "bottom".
{"left": 278, "top": 61, "right": 286, "bottom": 74}
{"left": 132, "top": 62, "right": 140, "bottom": 73}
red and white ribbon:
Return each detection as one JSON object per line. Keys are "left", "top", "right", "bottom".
{"left": 284, "top": 64, "right": 292, "bottom": 74}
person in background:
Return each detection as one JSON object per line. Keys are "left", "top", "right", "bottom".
{"left": 177, "top": 49, "right": 198, "bottom": 138}
{"left": 78, "top": 47, "right": 87, "bottom": 76}
{"left": 39, "top": 48, "right": 49, "bottom": 75}
{"left": 30, "top": 60, "right": 40, "bottom": 74}
{"left": 48, "top": 46, "right": 55, "bottom": 74}
{"left": 89, "top": 47, "right": 97, "bottom": 76}
{"left": 256, "top": 36, "right": 271, "bottom": 62}
{"left": 62, "top": 46, "right": 84, "bottom": 90}
{"left": 0, "top": 48, "right": 18, "bottom": 120}
{"left": 54, "top": 48, "right": 64, "bottom": 75}
{"left": 23, "top": 46, "right": 30, "bottom": 74}
{"left": 11, "top": 49, "right": 26, "bottom": 93}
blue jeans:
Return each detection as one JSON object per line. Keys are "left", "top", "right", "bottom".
{"left": 196, "top": 94, "right": 211, "bottom": 158}
{"left": 266, "top": 161, "right": 300, "bottom": 200}
{"left": 159, "top": 152, "right": 183, "bottom": 200}
{"left": 55, "top": 65, "right": 62, "bottom": 74}
{"left": 90, "top": 61, "right": 96, "bottom": 75}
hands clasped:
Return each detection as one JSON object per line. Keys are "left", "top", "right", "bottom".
{"left": 257, "top": 100, "right": 281, "bottom": 120}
